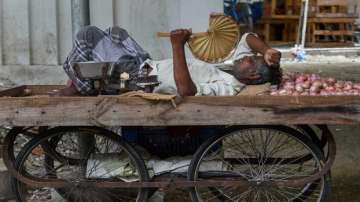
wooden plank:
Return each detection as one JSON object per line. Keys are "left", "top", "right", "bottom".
{"left": 262, "top": 15, "right": 300, "bottom": 20}
{"left": 268, "top": 41, "right": 296, "bottom": 46}
{"left": 0, "top": 95, "right": 360, "bottom": 126}
{"left": 2, "top": 0, "right": 30, "bottom": 65}
{"left": 315, "top": 13, "right": 358, "bottom": 18}
{"left": 29, "top": 0, "right": 59, "bottom": 65}
{"left": 314, "top": 30, "right": 354, "bottom": 36}
{"left": 271, "top": 0, "right": 277, "bottom": 16}
{"left": 307, "top": 42, "right": 354, "bottom": 47}
{"left": 0, "top": 85, "right": 65, "bottom": 97}
{"left": 25, "top": 85, "right": 65, "bottom": 95}
{"left": 308, "top": 17, "right": 357, "bottom": 23}
{"left": 0, "top": 86, "right": 26, "bottom": 97}
{"left": 90, "top": 0, "right": 114, "bottom": 30}
{"left": 57, "top": 0, "right": 72, "bottom": 63}
{"left": 317, "top": 0, "right": 347, "bottom": 6}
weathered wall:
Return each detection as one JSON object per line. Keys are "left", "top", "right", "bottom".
{"left": 0, "top": 0, "right": 222, "bottom": 66}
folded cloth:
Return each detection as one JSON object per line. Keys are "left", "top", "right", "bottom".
{"left": 238, "top": 82, "right": 271, "bottom": 96}
{"left": 120, "top": 91, "right": 177, "bottom": 107}
{"left": 120, "top": 90, "right": 175, "bottom": 100}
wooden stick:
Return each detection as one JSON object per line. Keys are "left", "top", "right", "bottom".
{"left": 157, "top": 32, "right": 209, "bottom": 38}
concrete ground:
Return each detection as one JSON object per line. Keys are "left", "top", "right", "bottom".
{"left": 330, "top": 126, "right": 360, "bottom": 202}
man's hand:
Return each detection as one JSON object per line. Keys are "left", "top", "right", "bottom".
{"left": 48, "top": 87, "right": 78, "bottom": 97}
{"left": 170, "top": 29, "right": 192, "bottom": 48}
{"left": 170, "top": 29, "right": 197, "bottom": 96}
{"left": 264, "top": 48, "right": 281, "bottom": 66}
{"left": 48, "top": 80, "right": 78, "bottom": 96}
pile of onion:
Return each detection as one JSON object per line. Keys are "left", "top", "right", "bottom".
{"left": 270, "top": 73, "right": 360, "bottom": 96}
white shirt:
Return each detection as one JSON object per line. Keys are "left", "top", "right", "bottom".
{"left": 144, "top": 33, "right": 256, "bottom": 96}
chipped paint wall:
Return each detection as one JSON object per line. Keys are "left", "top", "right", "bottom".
{"left": 0, "top": 0, "right": 222, "bottom": 67}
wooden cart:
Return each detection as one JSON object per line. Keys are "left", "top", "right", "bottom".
{"left": 1, "top": 85, "right": 359, "bottom": 201}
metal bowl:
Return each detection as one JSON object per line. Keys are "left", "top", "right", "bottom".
{"left": 72, "top": 62, "right": 116, "bottom": 80}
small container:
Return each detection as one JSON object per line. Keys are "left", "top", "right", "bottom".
{"left": 120, "top": 72, "right": 130, "bottom": 89}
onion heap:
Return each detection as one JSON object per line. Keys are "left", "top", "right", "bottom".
{"left": 270, "top": 73, "right": 360, "bottom": 96}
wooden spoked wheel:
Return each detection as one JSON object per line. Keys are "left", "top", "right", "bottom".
{"left": 11, "top": 127, "right": 149, "bottom": 202}
{"left": 188, "top": 125, "right": 331, "bottom": 202}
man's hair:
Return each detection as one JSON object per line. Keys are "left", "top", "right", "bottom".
{"left": 233, "top": 58, "right": 273, "bottom": 85}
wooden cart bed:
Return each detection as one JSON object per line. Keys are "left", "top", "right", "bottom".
{"left": 0, "top": 85, "right": 359, "bottom": 126}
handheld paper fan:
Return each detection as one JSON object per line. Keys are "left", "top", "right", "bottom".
{"left": 158, "top": 14, "right": 240, "bottom": 63}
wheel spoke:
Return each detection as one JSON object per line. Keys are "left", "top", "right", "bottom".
{"left": 12, "top": 127, "right": 148, "bottom": 202}
{"left": 190, "top": 126, "right": 328, "bottom": 202}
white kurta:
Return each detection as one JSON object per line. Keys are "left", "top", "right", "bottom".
{"left": 144, "top": 33, "right": 256, "bottom": 96}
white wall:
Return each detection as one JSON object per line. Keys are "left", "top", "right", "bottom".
{"left": 0, "top": 0, "right": 223, "bottom": 66}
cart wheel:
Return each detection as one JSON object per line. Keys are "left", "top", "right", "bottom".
{"left": 2, "top": 127, "right": 42, "bottom": 170}
{"left": 11, "top": 127, "right": 149, "bottom": 202}
{"left": 188, "top": 125, "right": 331, "bottom": 202}
{"left": 295, "top": 125, "right": 327, "bottom": 152}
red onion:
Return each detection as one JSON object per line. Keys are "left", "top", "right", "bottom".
{"left": 327, "top": 77, "right": 337, "bottom": 84}
{"left": 353, "top": 84, "right": 360, "bottom": 90}
{"left": 296, "top": 75, "right": 307, "bottom": 83}
{"left": 310, "top": 74, "right": 320, "bottom": 82}
{"left": 320, "top": 90, "right": 329, "bottom": 96}
{"left": 270, "top": 72, "right": 360, "bottom": 96}
{"left": 335, "top": 92, "right": 344, "bottom": 96}
{"left": 343, "top": 83, "right": 353, "bottom": 91}
{"left": 310, "top": 85, "right": 321, "bottom": 93}
{"left": 322, "top": 82, "right": 330, "bottom": 88}
{"left": 335, "top": 81, "right": 345, "bottom": 89}
{"left": 284, "top": 84, "right": 295, "bottom": 91}
{"left": 279, "top": 89, "right": 288, "bottom": 95}
{"left": 295, "top": 84, "right": 304, "bottom": 93}
{"left": 301, "top": 81, "right": 311, "bottom": 89}
{"left": 325, "top": 86, "right": 336, "bottom": 92}
{"left": 312, "top": 80, "right": 323, "bottom": 88}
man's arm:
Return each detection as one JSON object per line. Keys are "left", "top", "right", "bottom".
{"left": 246, "top": 34, "right": 281, "bottom": 66}
{"left": 170, "top": 29, "right": 197, "bottom": 96}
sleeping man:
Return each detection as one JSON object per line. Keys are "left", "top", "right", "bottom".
{"left": 59, "top": 26, "right": 281, "bottom": 96}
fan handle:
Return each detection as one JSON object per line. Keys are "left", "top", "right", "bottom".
{"left": 157, "top": 32, "right": 208, "bottom": 38}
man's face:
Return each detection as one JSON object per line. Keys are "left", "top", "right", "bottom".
{"left": 234, "top": 56, "right": 257, "bottom": 76}
{"left": 234, "top": 56, "right": 266, "bottom": 72}
{"left": 235, "top": 56, "right": 256, "bottom": 72}
{"left": 233, "top": 56, "right": 262, "bottom": 83}
{"left": 233, "top": 56, "right": 282, "bottom": 85}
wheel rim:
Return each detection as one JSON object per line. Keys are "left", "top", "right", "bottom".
{"left": 192, "top": 126, "right": 326, "bottom": 202}
{"left": 14, "top": 127, "right": 148, "bottom": 202}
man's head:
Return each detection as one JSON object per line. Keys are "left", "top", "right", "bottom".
{"left": 232, "top": 56, "right": 281, "bottom": 85}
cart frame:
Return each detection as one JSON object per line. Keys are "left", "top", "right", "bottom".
{"left": 0, "top": 85, "right": 355, "bottom": 201}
